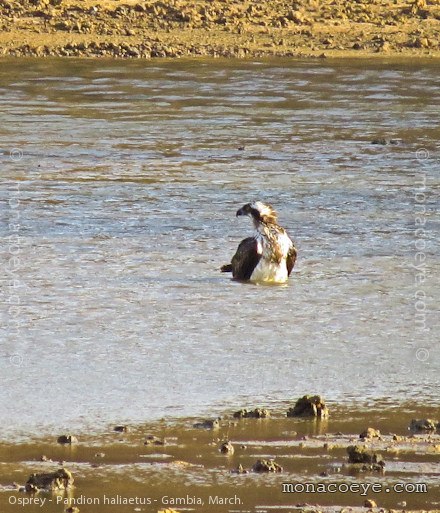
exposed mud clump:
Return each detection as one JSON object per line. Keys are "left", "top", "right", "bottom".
{"left": 409, "top": 418, "right": 438, "bottom": 432}
{"left": 57, "top": 435, "right": 78, "bottom": 444}
{"left": 364, "top": 499, "right": 377, "bottom": 508}
{"left": 252, "top": 459, "right": 283, "bottom": 473}
{"left": 287, "top": 395, "right": 329, "bottom": 418}
{"left": 347, "top": 446, "right": 385, "bottom": 472}
{"left": 193, "top": 419, "right": 220, "bottom": 429}
{"left": 233, "top": 408, "right": 270, "bottom": 419}
{"left": 359, "top": 427, "right": 381, "bottom": 439}
{"left": 114, "top": 425, "right": 129, "bottom": 433}
{"left": 220, "top": 441, "right": 234, "bottom": 454}
{"left": 144, "top": 435, "right": 165, "bottom": 445}
{"left": 347, "top": 445, "right": 383, "bottom": 464}
{"left": 25, "top": 468, "right": 74, "bottom": 492}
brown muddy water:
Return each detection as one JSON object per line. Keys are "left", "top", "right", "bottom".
{"left": 0, "top": 58, "right": 439, "bottom": 511}
{"left": 1, "top": 405, "right": 440, "bottom": 513}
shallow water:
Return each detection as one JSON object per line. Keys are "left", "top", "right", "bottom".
{"left": 1, "top": 58, "right": 439, "bottom": 440}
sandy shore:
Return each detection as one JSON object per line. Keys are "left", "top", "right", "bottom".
{"left": 1, "top": 0, "right": 440, "bottom": 59}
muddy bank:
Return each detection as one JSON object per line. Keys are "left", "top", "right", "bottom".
{"left": 1, "top": 403, "right": 439, "bottom": 512}
{"left": 1, "top": 0, "right": 440, "bottom": 58}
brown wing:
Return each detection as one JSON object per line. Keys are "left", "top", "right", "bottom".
{"left": 231, "top": 237, "right": 262, "bottom": 280}
{"left": 221, "top": 237, "right": 262, "bottom": 281}
{"left": 286, "top": 244, "right": 297, "bottom": 276}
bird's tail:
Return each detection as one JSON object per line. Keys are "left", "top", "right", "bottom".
{"left": 221, "top": 264, "right": 233, "bottom": 273}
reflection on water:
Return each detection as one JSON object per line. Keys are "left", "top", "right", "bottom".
{"left": 1, "top": 58, "right": 439, "bottom": 439}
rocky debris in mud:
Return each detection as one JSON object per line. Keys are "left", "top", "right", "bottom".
{"left": 364, "top": 499, "right": 377, "bottom": 508}
{"left": 144, "top": 435, "right": 165, "bottom": 445}
{"left": 57, "top": 434, "right": 78, "bottom": 444}
{"left": 220, "top": 441, "right": 234, "bottom": 454}
{"left": 233, "top": 408, "right": 270, "bottom": 419}
{"left": 360, "top": 427, "right": 381, "bottom": 439}
{"left": 252, "top": 458, "right": 283, "bottom": 472}
{"left": 287, "top": 395, "right": 329, "bottom": 418}
{"left": 25, "top": 468, "right": 74, "bottom": 492}
{"left": 193, "top": 418, "right": 220, "bottom": 429}
{"left": 409, "top": 418, "right": 438, "bottom": 432}
{"left": 0, "top": 41, "right": 284, "bottom": 59}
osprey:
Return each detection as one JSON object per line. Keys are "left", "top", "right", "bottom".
{"left": 221, "top": 201, "right": 297, "bottom": 284}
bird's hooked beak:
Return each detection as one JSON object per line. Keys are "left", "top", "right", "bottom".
{"left": 236, "top": 203, "right": 251, "bottom": 217}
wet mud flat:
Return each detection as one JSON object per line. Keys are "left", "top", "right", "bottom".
{"left": 1, "top": 401, "right": 439, "bottom": 513}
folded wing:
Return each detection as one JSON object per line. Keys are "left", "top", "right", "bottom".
{"left": 221, "top": 237, "right": 262, "bottom": 281}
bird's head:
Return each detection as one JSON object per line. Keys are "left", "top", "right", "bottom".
{"left": 236, "top": 201, "right": 278, "bottom": 226}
